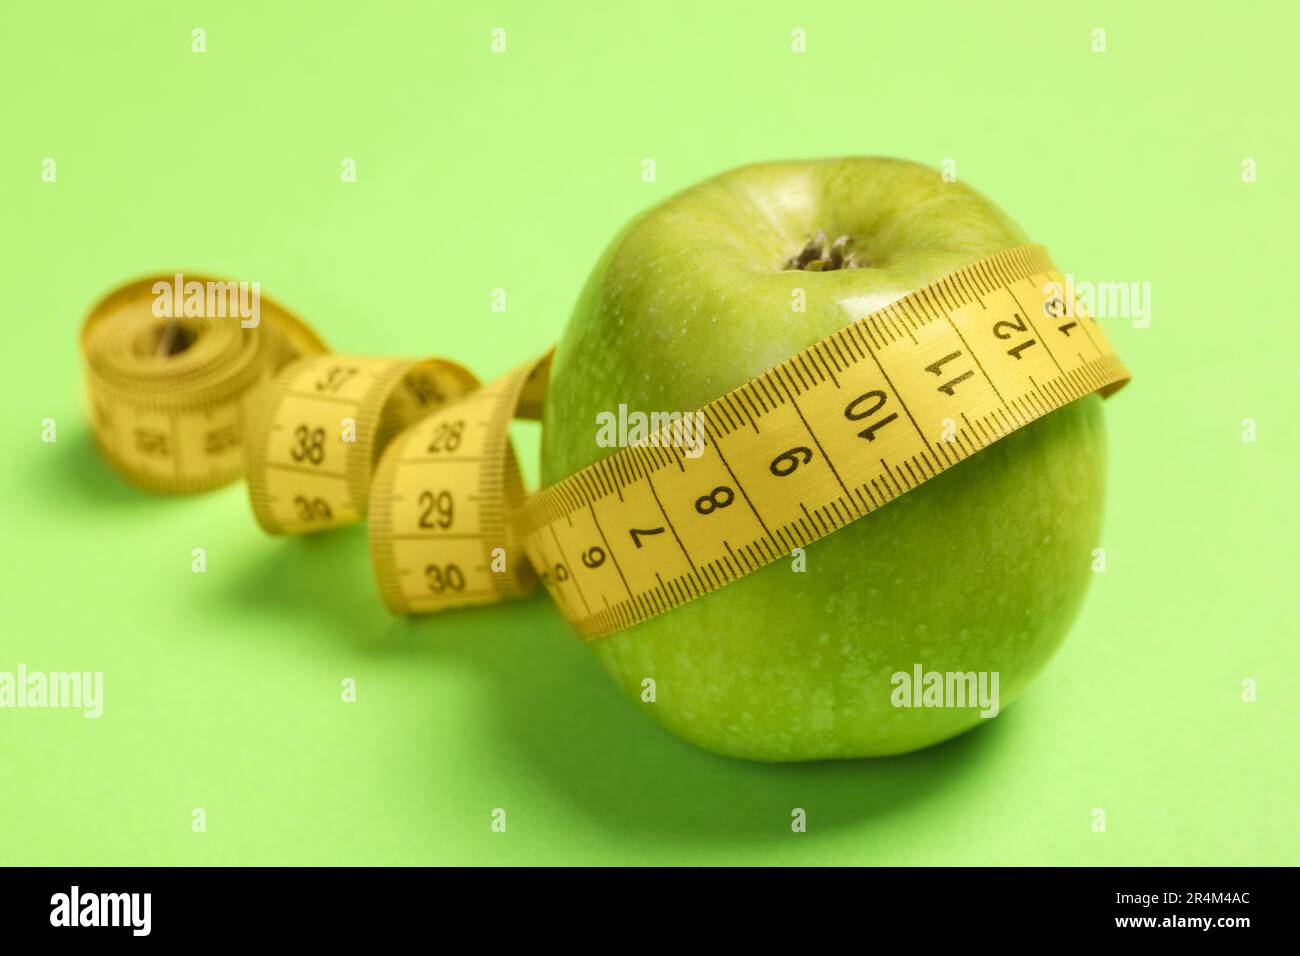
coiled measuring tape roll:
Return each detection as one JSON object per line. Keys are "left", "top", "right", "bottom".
{"left": 80, "top": 244, "right": 1130, "bottom": 637}
{"left": 81, "top": 276, "right": 329, "bottom": 493}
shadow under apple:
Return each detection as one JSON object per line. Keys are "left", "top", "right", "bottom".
{"left": 213, "top": 528, "right": 1009, "bottom": 847}
{"left": 373, "top": 599, "right": 1011, "bottom": 849}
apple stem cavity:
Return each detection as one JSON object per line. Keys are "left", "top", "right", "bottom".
{"left": 782, "top": 231, "right": 871, "bottom": 271}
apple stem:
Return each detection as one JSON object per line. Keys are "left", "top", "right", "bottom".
{"left": 783, "top": 232, "right": 870, "bottom": 271}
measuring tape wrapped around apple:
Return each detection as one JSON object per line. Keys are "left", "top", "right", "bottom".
{"left": 81, "top": 162, "right": 1138, "bottom": 764}
{"left": 82, "top": 243, "right": 1128, "bottom": 637}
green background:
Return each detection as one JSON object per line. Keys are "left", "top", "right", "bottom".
{"left": 2, "top": 0, "right": 1296, "bottom": 865}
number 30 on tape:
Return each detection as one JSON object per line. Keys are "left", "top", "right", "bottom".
{"left": 80, "top": 245, "right": 1129, "bottom": 640}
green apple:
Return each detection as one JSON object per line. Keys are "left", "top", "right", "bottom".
{"left": 541, "top": 158, "right": 1106, "bottom": 760}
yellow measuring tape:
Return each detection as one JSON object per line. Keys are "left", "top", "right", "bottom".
{"left": 81, "top": 245, "right": 1129, "bottom": 639}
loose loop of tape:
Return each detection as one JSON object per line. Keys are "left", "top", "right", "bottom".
{"left": 243, "top": 349, "right": 551, "bottom": 614}
{"left": 80, "top": 245, "right": 1130, "bottom": 639}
